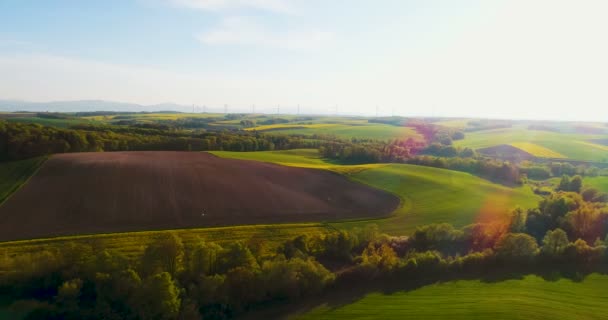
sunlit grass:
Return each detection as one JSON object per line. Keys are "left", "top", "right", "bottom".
{"left": 294, "top": 274, "right": 608, "bottom": 320}
{"left": 583, "top": 176, "right": 608, "bottom": 193}
{"left": 212, "top": 150, "right": 540, "bottom": 235}
{"left": 211, "top": 149, "right": 331, "bottom": 168}
{"left": 332, "top": 164, "right": 539, "bottom": 234}
{"left": 210, "top": 149, "right": 386, "bottom": 173}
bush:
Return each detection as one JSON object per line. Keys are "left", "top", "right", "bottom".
{"left": 494, "top": 233, "right": 539, "bottom": 261}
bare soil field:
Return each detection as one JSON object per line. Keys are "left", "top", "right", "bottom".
{"left": 0, "top": 152, "right": 398, "bottom": 241}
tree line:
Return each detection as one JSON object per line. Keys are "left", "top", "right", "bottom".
{"left": 0, "top": 121, "right": 318, "bottom": 161}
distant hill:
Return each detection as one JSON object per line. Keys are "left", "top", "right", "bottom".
{"left": 0, "top": 99, "right": 190, "bottom": 113}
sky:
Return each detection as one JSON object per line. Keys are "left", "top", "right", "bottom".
{"left": 1, "top": 0, "right": 607, "bottom": 121}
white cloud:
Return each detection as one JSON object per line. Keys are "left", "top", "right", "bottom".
{"left": 169, "top": 0, "right": 292, "bottom": 13}
{"left": 197, "top": 16, "right": 333, "bottom": 50}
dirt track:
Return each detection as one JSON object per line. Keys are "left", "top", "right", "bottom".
{"left": 0, "top": 152, "right": 399, "bottom": 241}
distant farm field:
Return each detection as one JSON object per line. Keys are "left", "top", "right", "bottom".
{"left": 245, "top": 123, "right": 337, "bottom": 131}
{"left": 210, "top": 149, "right": 386, "bottom": 174}
{"left": 510, "top": 142, "right": 566, "bottom": 158}
{"left": 584, "top": 176, "right": 608, "bottom": 193}
{"left": 82, "top": 113, "right": 225, "bottom": 122}
{"left": 455, "top": 127, "right": 608, "bottom": 162}
{"left": 248, "top": 123, "right": 423, "bottom": 141}
{"left": 211, "top": 149, "right": 329, "bottom": 169}
{"left": 213, "top": 150, "right": 540, "bottom": 234}
{"left": 294, "top": 274, "right": 608, "bottom": 320}
{"left": 6, "top": 116, "right": 99, "bottom": 128}
{"left": 0, "top": 151, "right": 397, "bottom": 241}
{"left": 435, "top": 118, "right": 470, "bottom": 128}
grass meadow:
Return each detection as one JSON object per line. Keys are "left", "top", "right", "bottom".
{"left": 585, "top": 176, "right": 608, "bottom": 192}
{"left": 212, "top": 150, "right": 540, "bottom": 235}
{"left": 293, "top": 274, "right": 608, "bottom": 320}
{"left": 334, "top": 163, "right": 539, "bottom": 234}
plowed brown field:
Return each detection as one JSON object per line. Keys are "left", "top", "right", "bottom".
{"left": 0, "top": 152, "right": 398, "bottom": 241}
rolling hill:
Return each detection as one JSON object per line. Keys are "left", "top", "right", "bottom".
{"left": 213, "top": 150, "right": 541, "bottom": 234}
{"left": 0, "top": 151, "right": 398, "bottom": 241}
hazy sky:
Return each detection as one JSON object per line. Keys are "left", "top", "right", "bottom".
{"left": 1, "top": 0, "right": 607, "bottom": 120}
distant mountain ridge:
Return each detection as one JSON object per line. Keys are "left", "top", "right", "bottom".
{"left": 0, "top": 99, "right": 191, "bottom": 113}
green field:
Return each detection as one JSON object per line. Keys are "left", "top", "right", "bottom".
{"left": 542, "top": 176, "right": 608, "bottom": 194}
{"left": 212, "top": 150, "right": 540, "bottom": 234}
{"left": 211, "top": 149, "right": 330, "bottom": 169}
{"left": 335, "top": 164, "right": 539, "bottom": 234}
{"left": 6, "top": 117, "right": 99, "bottom": 128}
{"left": 249, "top": 123, "right": 423, "bottom": 141}
{"left": 455, "top": 127, "right": 608, "bottom": 162}
{"left": 0, "top": 157, "right": 46, "bottom": 204}
{"left": 584, "top": 176, "right": 608, "bottom": 193}
{"left": 294, "top": 274, "right": 608, "bottom": 320}
{"left": 210, "top": 149, "right": 386, "bottom": 175}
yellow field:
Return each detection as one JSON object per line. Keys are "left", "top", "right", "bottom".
{"left": 510, "top": 142, "right": 566, "bottom": 158}
{"left": 577, "top": 141, "right": 608, "bottom": 152}
{"left": 435, "top": 119, "right": 469, "bottom": 128}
